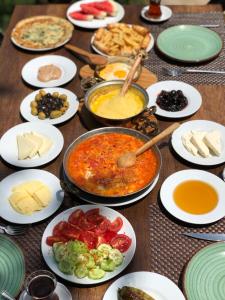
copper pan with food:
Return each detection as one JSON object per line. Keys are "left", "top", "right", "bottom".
{"left": 84, "top": 80, "right": 149, "bottom": 126}
{"left": 63, "top": 127, "right": 162, "bottom": 200}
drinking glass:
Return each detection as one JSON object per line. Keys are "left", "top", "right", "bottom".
{"left": 25, "top": 270, "right": 58, "bottom": 300}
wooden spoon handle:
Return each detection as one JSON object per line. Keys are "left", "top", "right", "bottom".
{"left": 135, "top": 122, "right": 180, "bottom": 156}
{"left": 120, "top": 52, "right": 143, "bottom": 96}
{"left": 65, "top": 44, "right": 92, "bottom": 59}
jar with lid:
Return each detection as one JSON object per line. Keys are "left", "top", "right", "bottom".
{"left": 148, "top": 0, "right": 162, "bottom": 18}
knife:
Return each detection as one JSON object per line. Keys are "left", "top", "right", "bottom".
{"left": 182, "top": 232, "right": 225, "bottom": 241}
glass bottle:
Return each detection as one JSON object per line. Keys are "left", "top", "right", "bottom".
{"left": 148, "top": 0, "right": 162, "bottom": 18}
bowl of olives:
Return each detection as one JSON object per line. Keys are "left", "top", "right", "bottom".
{"left": 30, "top": 89, "right": 69, "bottom": 120}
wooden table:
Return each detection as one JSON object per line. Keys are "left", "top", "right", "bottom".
{"left": 0, "top": 3, "right": 224, "bottom": 300}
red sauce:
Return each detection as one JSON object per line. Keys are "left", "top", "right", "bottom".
{"left": 67, "top": 133, "right": 159, "bottom": 197}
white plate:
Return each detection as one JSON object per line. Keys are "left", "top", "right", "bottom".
{"left": 146, "top": 80, "right": 202, "bottom": 118}
{"left": 21, "top": 55, "right": 77, "bottom": 88}
{"left": 77, "top": 175, "right": 159, "bottom": 206}
{"left": 66, "top": 0, "right": 125, "bottom": 29}
{"left": 103, "top": 271, "right": 185, "bottom": 300}
{"left": 172, "top": 120, "right": 225, "bottom": 166}
{"left": 20, "top": 87, "right": 79, "bottom": 125}
{"left": 91, "top": 31, "right": 154, "bottom": 57}
{"left": 41, "top": 205, "right": 136, "bottom": 284}
{"left": 19, "top": 282, "right": 72, "bottom": 300}
{"left": 160, "top": 169, "right": 225, "bottom": 224}
{"left": 141, "top": 5, "right": 172, "bottom": 23}
{"left": 0, "top": 122, "right": 64, "bottom": 168}
{"left": 0, "top": 169, "right": 64, "bottom": 224}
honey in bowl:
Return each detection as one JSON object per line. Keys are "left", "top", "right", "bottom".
{"left": 173, "top": 180, "right": 218, "bottom": 215}
{"left": 89, "top": 84, "right": 145, "bottom": 120}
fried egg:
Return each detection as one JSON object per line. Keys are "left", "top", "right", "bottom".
{"left": 99, "top": 62, "right": 130, "bottom": 80}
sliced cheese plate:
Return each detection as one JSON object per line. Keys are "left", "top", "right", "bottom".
{"left": 0, "top": 169, "right": 64, "bottom": 224}
{"left": 172, "top": 120, "right": 225, "bottom": 166}
{"left": 0, "top": 121, "right": 64, "bottom": 167}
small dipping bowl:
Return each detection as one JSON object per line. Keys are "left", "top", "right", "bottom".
{"left": 84, "top": 80, "right": 149, "bottom": 126}
{"left": 95, "top": 56, "right": 142, "bottom": 81}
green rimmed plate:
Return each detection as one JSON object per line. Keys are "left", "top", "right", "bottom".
{"left": 157, "top": 25, "right": 223, "bottom": 63}
{"left": 184, "top": 242, "right": 225, "bottom": 300}
{"left": 0, "top": 234, "right": 25, "bottom": 299}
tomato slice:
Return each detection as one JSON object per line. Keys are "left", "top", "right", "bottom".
{"left": 80, "top": 231, "right": 97, "bottom": 249}
{"left": 103, "top": 230, "right": 117, "bottom": 243}
{"left": 96, "top": 235, "right": 107, "bottom": 248}
{"left": 87, "top": 213, "right": 106, "bottom": 225}
{"left": 85, "top": 208, "right": 100, "bottom": 217}
{"left": 95, "top": 219, "right": 110, "bottom": 235}
{"left": 110, "top": 234, "right": 132, "bottom": 253}
{"left": 108, "top": 217, "right": 123, "bottom": 232}
{"left": 46, "top": 236, "right": 67, "bottom": 246}
{"left": 52, "top": 221, "right": 69, "bottom": 236}
{"left": 78, "top": 217, "right": 96, "bottom": 231}
{"left": 63, "top": 226, "right": 82, "bottom": 240}
{"left": 68, "top": 209, "right": 85, "bottom": 225}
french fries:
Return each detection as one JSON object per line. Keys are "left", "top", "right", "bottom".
{"left": 93, "top": 23, "right": 151, "bottom": 56}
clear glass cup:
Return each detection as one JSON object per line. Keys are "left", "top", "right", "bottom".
{"left": 148, "top": 0, "right": 162, "bottom": 18}
{"left": 25, "top": 270, "right": 58, "bottom": 300}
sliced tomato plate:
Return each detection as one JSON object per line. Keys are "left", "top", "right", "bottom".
{"left": 41, "top": 205, "right": 136, "bottom": 284}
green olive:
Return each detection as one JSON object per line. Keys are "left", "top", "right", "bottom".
{"left": 30, "top": 100, "right": 37, "bottom": 108}
{"left": 31, "top": 107, "right": 38, "bottom": 116}
{"left": 39, "top": 89, "right": 46, "bottom": 97}
{"left": 52, "top": 92, "right": 59, "bottom": 98}
{"left": 63, "top": 101, "right": 69, "bottom": 108}
{"left": 50, "top": 110, "right": 62, "bottom": 119}
{"left": 59, "top": 94, "right": 67, "bottom": 101}
{"left": 60, "top": 107, "right": 67, "bottom": 114}
{"left": 35, "top": 94, "right": 41, "bottom": 101}
{"left": 38, "top": 112, "right": 46, "bottom": 120}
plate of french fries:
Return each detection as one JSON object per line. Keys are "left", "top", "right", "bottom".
{"left": 91, "top": 23, "right": 154, "bottom": 57}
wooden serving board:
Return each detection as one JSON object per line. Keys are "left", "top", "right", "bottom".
{"left": 79, "top": 65, "right": 158, "bottom": 89}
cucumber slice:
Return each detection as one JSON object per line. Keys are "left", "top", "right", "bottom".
{"left": 109, "top": 249, "right": 123, "bottom": 266}
{"left": 88, "top": 267, "right": 105, "bottom": 280}
{"left": 90, "top": 249, "right": 105, "bottom": 265}
{"left": 53, "top": 242, "right": 67, "bottom": 262}
{"left": 74, "top": 263, "right": 88, "bottom": 278}
{"left": 97, "top": 244, "right": 112, "bottom": 258}
{"left": 58, "top": 259, "right": 74, "bottom": 275}
{"left": 67, "top": 240, "right": 88, "bottom": 254}
{"left": 100, "top": 259, "right": 116, "bottom": 272}
{"left": 77, "top": 253, "right": 95, "bottom": 269}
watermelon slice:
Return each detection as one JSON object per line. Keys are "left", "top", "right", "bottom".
{"left": 69, "top": 10, "right": 94, "bottom": 21}
{"left": 91, "top": 1, "right": 118, "bottom": 17}
{"left": 80, "top": 4, "right": 107, "bottom": 19}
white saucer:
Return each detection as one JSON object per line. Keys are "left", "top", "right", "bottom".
{"left": 160, "top": 169, "right": 225, "bottom": 225}
{"left": 22, "top": 55, "right": 77, "bottom": 88}
{"left": 141, "top": 5, "right": 172, "bottom": 23}
{"left": 146, "top": 80, "right": 202, "bottom": 118}
{"left": 19, "top": 282, "right": 72, "bottom": 300}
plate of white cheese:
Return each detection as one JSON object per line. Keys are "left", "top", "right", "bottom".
{"left": 0, "top": 169, "right": 64, "bottom": 224}
{"left": 172, "top": 120, "right": 225, "bottom": 166}
{"left": 0, "top": 122, "right": 64, "bottom": 167}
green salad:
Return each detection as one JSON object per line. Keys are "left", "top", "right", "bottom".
{"left": 53, "top": 240, "right": 124, "bottom": 280}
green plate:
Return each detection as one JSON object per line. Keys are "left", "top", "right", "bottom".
{"left": 157, "top": 25, "right": 223, "bottom": 63}
{"left": 0, "top": 234, "right": 25, "bottom": 299}
{"left": 184, "top": 242, "right": 225, "bottom": 300}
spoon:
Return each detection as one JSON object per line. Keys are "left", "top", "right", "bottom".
{"left": 65, "top": 44, "right": 108, "bottom": 65}
{"left": 120, "top": 51, "right": 143, "bottom": 96}
{"left": 117, "top": 122, "right": 180, "bottom": 168}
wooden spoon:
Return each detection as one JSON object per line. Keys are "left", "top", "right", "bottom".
{"left": 117, "top": 122, "right": 180, "bottom": 168}
{"left": 65, "top": 44, "right": 108, "bottom": 65}
{"left": 120, "top": 51, "right": 143, "bottom": 96}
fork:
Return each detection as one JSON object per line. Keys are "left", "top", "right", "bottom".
{"left": 162, "top": 67, "right": 225, "bottom": 77}
{"left": 0, "top": 224, "right": 27, "bottom": 235}
{"left": 0, "top": 290, "right": 16, "bottom": 300}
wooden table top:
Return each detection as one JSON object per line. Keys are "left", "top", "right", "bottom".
{"left": 0, "top": 3, "right": 224, "bottom": 300}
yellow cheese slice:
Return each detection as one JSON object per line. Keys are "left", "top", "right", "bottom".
{"left": 32, "top": 185, "right": 51, "bottom": 207}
